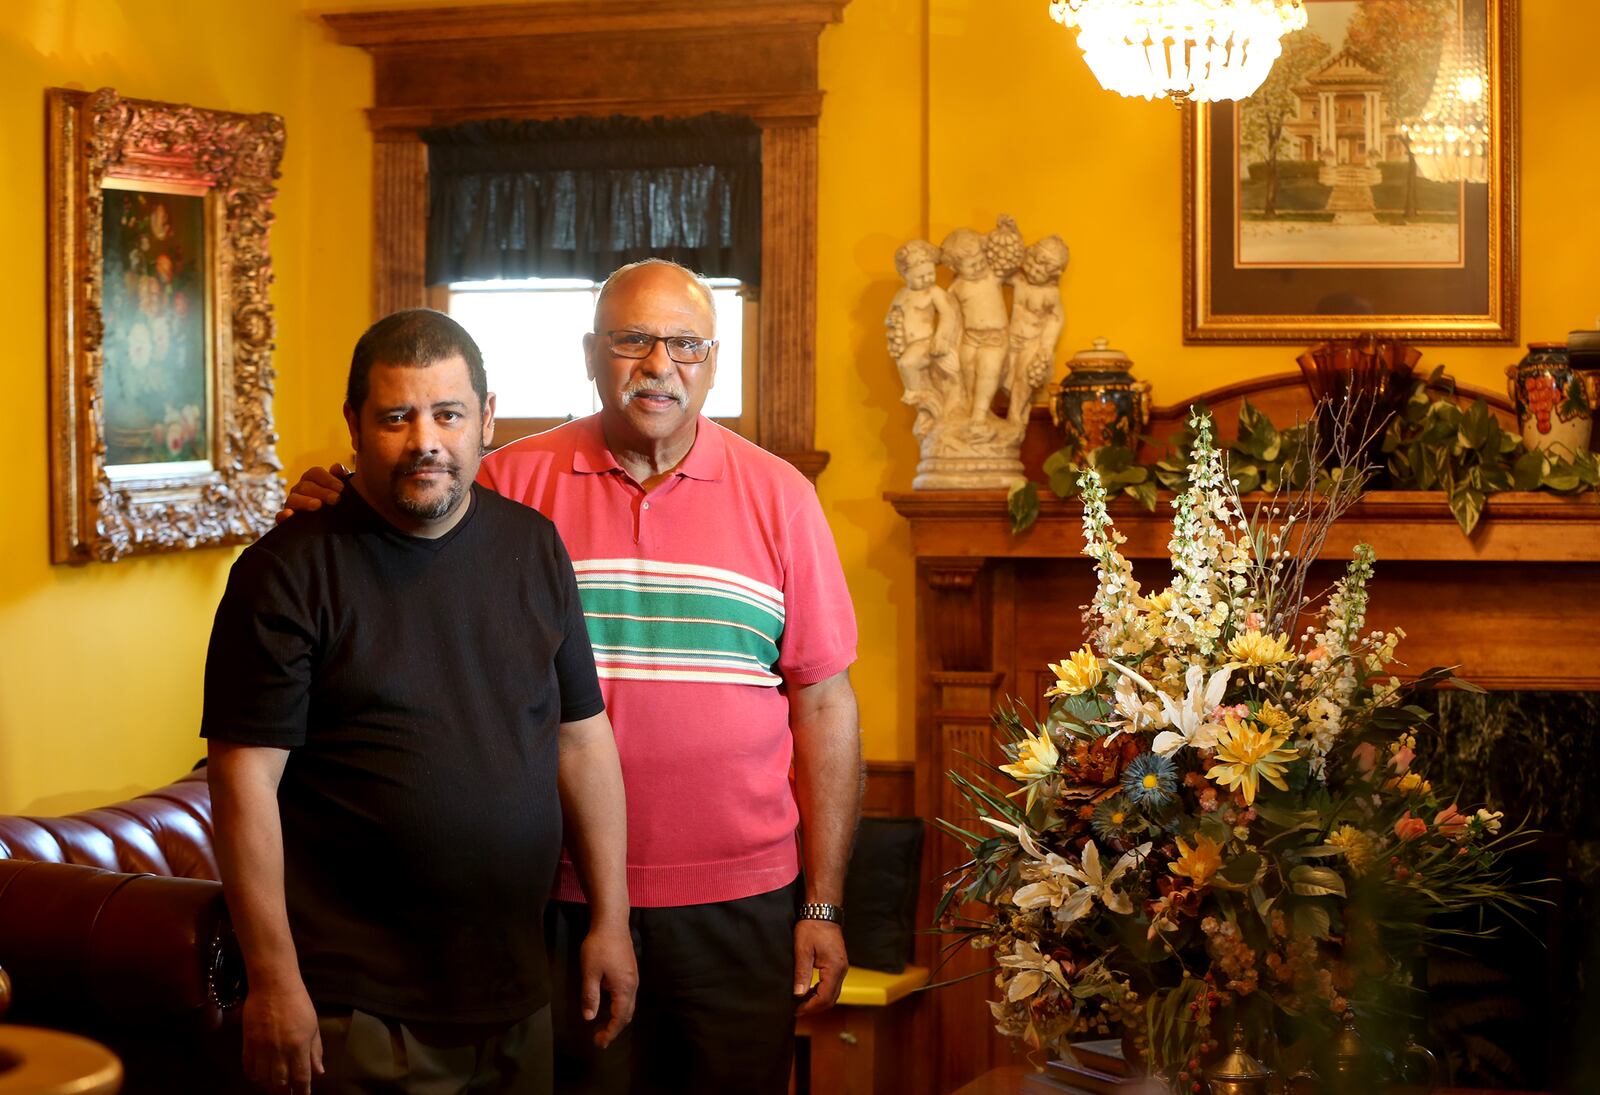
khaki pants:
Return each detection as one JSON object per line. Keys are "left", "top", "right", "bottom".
{"left": 314, "top": 1004, "right": 552, "bottom": 1095}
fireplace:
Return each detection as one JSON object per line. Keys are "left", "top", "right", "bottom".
{"left": 889, "top": 375, "right": 1600, "bottom": 1094}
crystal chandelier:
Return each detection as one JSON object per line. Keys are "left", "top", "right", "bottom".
{"left": 1048, "top": 0, "right": 1310, "bottom": 104}
{"left": 1399, "top": 16, "right": 1489, "bottom": 184}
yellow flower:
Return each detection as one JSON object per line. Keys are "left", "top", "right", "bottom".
{"left": 1143, "top": 589, "right": 1176, "bottom": 615}
{"left": 1328, "top": 825, "right": 1377, "bottom": 875}
{"left": 1207, "top": 714, "right": 1299, "bottom": 804}
{"left": 1226, "top": 629, "right": 1296, "bottom": 667}
{"left": 1169, "top": 834, "right": 1224, "bottom": 888}
{"left": 999, "top": 726, "right": 1059, "bottom": 809}
{"left": 1391, "top": 771, "right": 1432, "bottom": 795}
{"left": 1045, "top": 648, "right": 1103, "bottom": 698}
{"left": 1255, "top": 700, "right": 1296, "bottom": 737}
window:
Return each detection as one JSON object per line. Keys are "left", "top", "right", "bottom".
{"left": 443, "top": 277, "right": 756, "bottom": 445}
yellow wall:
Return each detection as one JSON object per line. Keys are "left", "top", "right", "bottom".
{"left": 818, "top": 0, "right": 1600, "bottom": 761}
{"left": 5, "top": 1, "right": 1597, "bottom": 810}
{"left": 0, "top": 1, "right": 376, "bottom": 813}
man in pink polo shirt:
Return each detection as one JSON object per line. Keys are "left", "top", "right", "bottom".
{"left": 285, "top": 260, "right": 861, "bottom": 1094}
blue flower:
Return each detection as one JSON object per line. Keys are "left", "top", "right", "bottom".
{"left": 1092, "top": 795, "right": 1136, "bottom": 841}
{"left": 1121, "top": 751, "right": 1178, "bottom": 810}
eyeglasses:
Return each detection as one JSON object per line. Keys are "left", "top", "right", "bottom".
{"left": 599, "top": 330, "right": 717, "bottom": 365}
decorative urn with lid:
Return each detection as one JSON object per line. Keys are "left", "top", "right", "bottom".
{"left": 1052, "top": 337, "right": 1151, "bottom": 457}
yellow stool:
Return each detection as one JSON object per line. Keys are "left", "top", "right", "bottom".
{"left": 796, "top": 965, "right": 928, "bottom": 1095}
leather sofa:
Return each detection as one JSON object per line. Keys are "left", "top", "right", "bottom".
{"left": 0, "top": 767, "right": 250, "bottom": 1093}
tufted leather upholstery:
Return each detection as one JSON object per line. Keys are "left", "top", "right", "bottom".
{"left": 0, "top": 768, "right": 217, "bottom": 879}
{"left": 0, "top": 768, "right": 248, "bottom": 1094}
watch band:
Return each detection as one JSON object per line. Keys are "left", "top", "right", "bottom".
{"left": 799, "top": 901, "right": 843, "bottom": 923}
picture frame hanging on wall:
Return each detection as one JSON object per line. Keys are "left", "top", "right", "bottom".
{"left": 1183, "top": 0, "right": 1518, "bottom": 344}
{"left": 46, "top": 87, "right": 286, "bottom": 564}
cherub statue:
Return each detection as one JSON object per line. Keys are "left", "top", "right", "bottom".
{"left": 886, "top": 239, "right": 961, "bottom": 419}
{"left": 1001, "top": 235, "right": 1069, "bottom": 426}
{"left": 888, "top": 214, "right": 1070, "bottom": 490}
{"left": 941, "top": 217, "right": 1022, "bottom": 433}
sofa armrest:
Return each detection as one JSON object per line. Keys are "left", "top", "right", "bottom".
{"left": 0, "top": 858, "right": 244, "bottom": 1033}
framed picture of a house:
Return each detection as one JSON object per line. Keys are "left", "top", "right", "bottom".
{"left": 1183, "top": 0, "right": 1518, "bottom": 344}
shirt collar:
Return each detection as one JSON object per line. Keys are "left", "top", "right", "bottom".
{"left": 569, "top": 413, "right": 726, "bottom": 482}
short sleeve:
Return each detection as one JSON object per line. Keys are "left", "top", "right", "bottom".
{"left": 776, "top": 481, "right": 858, "bottom": 687}
{"left": 199, "top": 546, "right": 316, "bottom": 747}
{"left": 549, "top": 530, "right": 606, "bottom": 723}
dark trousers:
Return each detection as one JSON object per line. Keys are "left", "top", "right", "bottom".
{"left": 314, "top": 1005, "right": 552, "bottom": 1095}
{"left": 546, "top": 877, "right": 802, "bottom": 1095}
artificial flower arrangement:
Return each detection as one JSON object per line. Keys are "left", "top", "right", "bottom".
{"left": 943, "top": 410, "right": 1534, "bottom": 1088}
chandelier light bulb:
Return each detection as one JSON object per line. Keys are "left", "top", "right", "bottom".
{"left": 1399, "top": 11, "right": 1490, "bottom": 184}
{"left": 1048, "top": 0, "right": 1309, "bottom": 104}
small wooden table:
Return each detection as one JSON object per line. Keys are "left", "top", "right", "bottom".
{"left": 796, "top": 965, "right": 928, "bottom": 1095}
{"left": 0, "top": 1025, "right": 122, "bottom": 1095}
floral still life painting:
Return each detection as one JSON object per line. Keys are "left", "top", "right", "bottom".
{"left": 940, "top": 410, "right": 1537, "bottom": 1087}
{"left": 100, "top": 185, "right": 208, "bottom": 467}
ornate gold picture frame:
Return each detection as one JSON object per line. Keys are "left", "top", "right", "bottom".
{"left": 1183, "top": 0, "right": 1518, "bottom": 344}
{"left": 47, "top": 87, "right": 286, "bottom": 564}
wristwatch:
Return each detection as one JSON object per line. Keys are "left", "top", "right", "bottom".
{"left": 799, "top": 901, "right": 843, "bottom": 923}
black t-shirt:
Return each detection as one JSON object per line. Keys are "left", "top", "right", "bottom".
{"left": 200, "top": 483, "right": 604, "bottom": 1023}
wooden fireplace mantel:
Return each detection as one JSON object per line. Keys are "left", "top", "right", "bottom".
{"left": 891, "top": 375, "right": 1600, "bottom": 1093}
{"left": 891, "top": 489, "right": 1600, "bottom": 564}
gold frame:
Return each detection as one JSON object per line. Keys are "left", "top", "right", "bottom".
{"left": 47, "top": 87, "right": 286, "bottom": 563}
{"left": 1182, "top": 0, "right": 1519, "bottom": 344}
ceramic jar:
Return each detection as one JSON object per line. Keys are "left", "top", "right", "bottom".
{"left": 1506, "top": 342, "right": 1593, "bottom": 456}
{"left": 1052, "top": 337, "right": 1151, "bottom": 456}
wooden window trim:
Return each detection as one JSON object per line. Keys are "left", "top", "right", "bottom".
{"left": 323, "top": 0, "right": 847, "bottom": 481}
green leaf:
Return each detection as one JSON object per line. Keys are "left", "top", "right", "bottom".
{"left": 1448, "top": 484, "right": 1486, "bottom": 535}
{"left": 1237, "top": 399, "right": 1281, "bottom": 461}
{"left": 1254, "top": 804, "right": 1322, "bottom": 832}
{"left": 1008, "top": 480, "right": 1041, "bottom": 534}
{"left": 1041, "top": 449, "right": 1075, "bottom": 476}
{"left": 1459, "top": 399, "right": 1492, "bottom": 450}
{"left": 1512, "top": 448, "right": 1546, "bottom": 491}
{"left": 1220, "top": 851, "right": 1263, "bottom": 885}
{"left": 1199, "top": 815, "right": 1233, "bottom": 847}
{"left": 1479, "top": 462, "right": 1512, "bottom": 493}
{"left": 1544, "top": 464, "right": 1582, "bottom": 493}
{"left": 1293, "top": 903, "right": 1333, "bottom": 940}
{"left": 1289, "top": 865, "right": 1348, "bottom": 898}
{"left": 1127, "top": 480, "right": 1159, "bottom": 511}
{"left": 1093, "top": 445, "right": 1137, "bottom": 474}
{"left": 1250, "top": 884, "right": 1276, "bottom": 926}
{"left": 1232, "top": 464, "right": 1262, "bottom": 495}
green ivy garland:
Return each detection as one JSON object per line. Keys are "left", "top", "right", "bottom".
{"left": 1009, "top": 369, "right": 1599, "bottom": 536}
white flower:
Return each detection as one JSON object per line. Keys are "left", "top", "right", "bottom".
{"left": 1013, "top": 859, "right": 1094, "bottom": 925}
{"left": 1116, "top": 660, "right": 1232, "bottom": 756}
{"left": 1056, "top": 840, "right": 1151, "bottom": 916}
{"left": 996, "top": 939, "right": 1065, "bottom": 1001}
{"left": 1106, "top": 673, "right": 1164, "bottom": 740}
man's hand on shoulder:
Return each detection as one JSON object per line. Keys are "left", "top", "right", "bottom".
{"left": 274, "top": 463, "right": 351, "bottom": 523}
{"left": 793, "top": 919, "right": 848, "bottom": 1017}
{"left": 241, "top": 978, "right": 323, "bottom": 1095}
{"left": 579, "top": 922, "right": 638, "bottom": 1049}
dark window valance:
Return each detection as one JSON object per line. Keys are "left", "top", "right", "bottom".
{"left": 422, "top": 113, "right": 762, "bottom": 286}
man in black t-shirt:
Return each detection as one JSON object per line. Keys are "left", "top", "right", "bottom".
{"left": 202, "top": 310, "right": 636, "bottom": 1095}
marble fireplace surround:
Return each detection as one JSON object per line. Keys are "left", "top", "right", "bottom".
{"left": 888, "top": 373, "right": 1600, "bottom": 1094}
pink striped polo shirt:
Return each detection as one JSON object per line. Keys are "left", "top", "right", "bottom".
{"left": 478, "top": 414, "right": 857, "bottom": 907}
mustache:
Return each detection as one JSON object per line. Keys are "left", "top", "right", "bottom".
{"left": 621, "top": 379, "right": 687, "bottom": 405}
{"left": 392, "top": 454, "right": 461, "bottom": 479}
